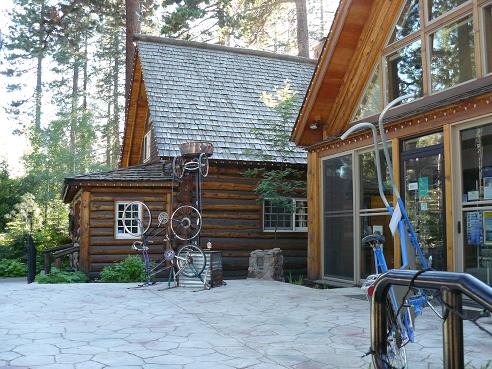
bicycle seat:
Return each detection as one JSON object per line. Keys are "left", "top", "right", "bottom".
{"left": 362, "top": 233, "right": 385, "bottom": 245}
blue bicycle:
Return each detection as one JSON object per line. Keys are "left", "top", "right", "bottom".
{"left": 341, "top": 94, "right": 442, "bottom": 368}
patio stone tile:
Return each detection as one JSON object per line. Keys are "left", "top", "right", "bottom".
{"left": 144, "top": 354, "right": 194, "bottom": 365}
{"left": 14, "top": 344, "right": 59, "bottom": 356}
{"left": 10, "top": 355, "right": 55, "bottom": 366}
{"left": 91, "top": 352, "right": 144, "bottom": 366}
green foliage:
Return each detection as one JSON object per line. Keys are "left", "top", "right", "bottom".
{"left": 465, "top": 361, "right": 491, "bottom": 369}
{"left": 243, "top": 81, "right": 306, "bottom": 213}
{"left": 161, "top": 0, "right": 240, "bottom": 43}
{"left": 0, "top": 259, "right": 27, "bottom": 277}
{"left": 99, "top": 255, "right": 146, "bottom": 283}
{"left": 35, "top": 267, "right": 88, "bottom": 284}
{"left": 286, "top": 272, "right": 304, "bottom": 285}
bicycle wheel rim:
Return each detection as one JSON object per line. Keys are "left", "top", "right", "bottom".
{"left": 176, "top": 245, "right": 206, "bottom": 278}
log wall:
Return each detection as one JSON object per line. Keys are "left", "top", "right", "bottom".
{"left": 77, "top": 162, "right": 308, "bottom": 278}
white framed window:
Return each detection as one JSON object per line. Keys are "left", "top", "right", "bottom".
{"left": 115, "top": 202, "right": 142, "bottom": 239}
{"left": 263, "top": 198, "right": 307, "bottom": 232}
{"left": 143, "top": 131, "right": 151, "bottom": 163}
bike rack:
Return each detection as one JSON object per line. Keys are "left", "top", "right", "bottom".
{"left": 371, "top": 270, "right": 492, "bottom": 369}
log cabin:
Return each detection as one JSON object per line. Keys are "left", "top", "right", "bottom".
{"left": 291, "top": 0, "right": 492, "bottom": 287}
{"left": 63, "top": 36, "right": 316, "bottom": 278}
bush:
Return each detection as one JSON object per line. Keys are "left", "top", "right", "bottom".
{"left": 99, "top": 255, "right": 146, "bottom": 283}
{"left": 35, "top": 268, "right": 88, "bottom": 284}
{"left": 0, "top": 259, "right": 26, "bottom": 277}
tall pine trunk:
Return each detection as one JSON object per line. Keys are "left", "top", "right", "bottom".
{"left": 35, "top": 55, "right": 43, "bottom": 131}
{"left": 125, "top": 0, "right": 141, "bottom": 103}
{"left": 295, "top": 0, "right": 309, "bottom": 58}
{"left": 82, "top": 33, "right": 88, "bottom": 113}
{"left": 71, "top": 48, "right": 80, "bottom": 175}
{"left": 111, "top": 29, "right": 121, "bottom": 167}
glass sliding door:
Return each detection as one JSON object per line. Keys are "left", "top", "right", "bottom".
{"left": 401, "top": 132, "right": 446, "bottom": 270}
{"left": 323, "top": 154, "right": 354, "bottom": 280}
{"left": 359, "top": 148, "right": 393, "bottom": 279}
{"left": 459, "top": 122, "right": 492, "bottom": 285}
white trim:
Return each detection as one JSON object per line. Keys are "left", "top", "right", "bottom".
{"left": 114, "top": 201, "right": 143, "bottom": 240}
{"left": 143, "top": 131, "right": 151, "bottom": 163}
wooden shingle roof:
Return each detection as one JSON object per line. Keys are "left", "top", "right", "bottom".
{"left": 135, "top": 36, "right": 316, "bottom": 164}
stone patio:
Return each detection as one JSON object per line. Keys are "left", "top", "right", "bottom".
{"left": 0, "top": 278, "right": 490, "bottom": 369}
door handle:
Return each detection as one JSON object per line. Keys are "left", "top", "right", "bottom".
{"left": 457, "top": 221, "right": 461, "bottom": 234}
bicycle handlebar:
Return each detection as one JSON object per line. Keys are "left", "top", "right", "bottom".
{"left": 341, "top": 122, "right": 390, "bottom": 209}
{"left": 377, "top": 93, "right": 414, "bottom": 199}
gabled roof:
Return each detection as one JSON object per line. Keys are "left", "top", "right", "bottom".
{"left": 62, "top": 162, "right": 173, "bottom": 202}
{"left": 123, "top": 36, "right": 316, "bottom": 165}
{"left": 291, "top": 0, "right": 403, "bottom": 146}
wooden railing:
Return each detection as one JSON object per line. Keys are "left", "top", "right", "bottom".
{"left": 42, "top": 243, "right": 80, "bottom": 274}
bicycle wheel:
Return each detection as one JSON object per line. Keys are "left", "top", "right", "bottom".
{"left": 382, "top": 297, "right": 407, "bottom": 369}
{"left": 199, "top": 153, "right": 209, "bottom": 177}
{"left": 176, "top": 244, "right": 206, "bottom": 278}
{"left": 172, "top": 155, "right": 185, "bottom": 178}
{"left": 122, "top": 201, "right": 152, "bottom": 237}
{"left": 170, "top": 205, "right": 202, "bottom": 241}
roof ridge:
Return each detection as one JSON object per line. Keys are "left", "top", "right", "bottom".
{"left": 133, "top": 34, "right": 318, "bottom": 65}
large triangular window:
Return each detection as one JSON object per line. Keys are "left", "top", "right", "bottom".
{"left": 352, "top": 65, "right": 381, "bottom": 122}
{"left": 388, "top": 0, "right": 420, "bottom": 44}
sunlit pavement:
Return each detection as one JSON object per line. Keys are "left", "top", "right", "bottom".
{"left": 0, "top": 278, "right": 490, "bottom": 369}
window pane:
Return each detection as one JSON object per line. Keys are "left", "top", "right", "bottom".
{"left": 386, "top": 39, "right": 423, "bottom": 101}
{"left": 323, "top": 155, "right": 353, "bottom": 279}
{"left": 353, "top": 65, "right": 381, "bottom": 121}
{"left": 360, "top": 214, "right": 393, "bottom": 279}
{"left": 460, "top": 123, "right": 492, "bottom": 202}
{"left": 264, "top": 200, "right": 293, "bottom": 231}
{"left": 484, "top": 4, "right": 492, "bottom": 74}
{"left": 389, "top": 0, "right": 420, "bottom": 44}
{"left": 430, "top": 16, "right": 475, "bottom": 93}
{"left": 294, "top": 200, "right": 308, "bottom": 229}
{"left": 428, "top": 0, "right": 468, "bottom": 20}
{"left": 403, "top": 132, "right": 443, "bottom": 151}
{"left": 359, "top": 148, "right": 393, "bottom": 209}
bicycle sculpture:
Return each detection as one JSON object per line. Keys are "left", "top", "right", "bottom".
{"left": 123, "top": 141, "right": 213, "bottom": 288}
{"left": 341, "top": 95, "right": 442, "bottom": 368}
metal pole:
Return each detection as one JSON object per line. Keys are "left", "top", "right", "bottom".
{"left": 442, "top": 289, "right": 464, "bottom": 369}
{"left": 371, "top": 290, "right": 388, "bottom": 369}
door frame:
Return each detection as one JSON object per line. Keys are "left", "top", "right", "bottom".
{"left": 399, "top": 131, "right": 447, "bottom": 269}
{"left": 451, "top": 114, "right": 492, "bottom": 274}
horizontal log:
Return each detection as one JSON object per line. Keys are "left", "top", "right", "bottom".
{"left": 201, "top": 182, "right": 256, "bottom": 191}
{"left": 201, "top": 204, "right": 261, "bottom": 211}
{"left": 204, "top": 224, "right": 260, "bottom": 230}
{"left": 90, "top": 188, "right": 170, "bottom": 194}
{"left": 201, "top": 192, "right": 257, "bottom": 200}
{"left": 90, "top": 222, "right": 113, "bottom": 228}
{"left": 202, "top": 213, "right": 259, "bottom": 220}
{"left": 200, "top": 231, "right": 306, "bottom": 239}
{"left": 91, "top": 195, "right": 168, "bottom": 202}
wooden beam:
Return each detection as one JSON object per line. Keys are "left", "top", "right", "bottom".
{"left": 443, "top": 124, "right": 454, "bottom": 271}
{"left": 79, "top": 191, "right": 91, "bottom": 273}
{"left": 307, "top": 150, "right": 321, "bottom": 279}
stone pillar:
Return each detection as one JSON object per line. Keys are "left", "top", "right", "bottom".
{"left": 247, "top": 248, "right": 284, "bottom": 281}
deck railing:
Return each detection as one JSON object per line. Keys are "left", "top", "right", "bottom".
{"left": 42, "top": 243, "right": 80, "bottom": 274}
{"left": 370, "top": 270, "right": 492, "bottom": 369}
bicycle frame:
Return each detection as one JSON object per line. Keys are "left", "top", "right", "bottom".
{"left": 341, "top": 94, "right": 432, "bottom": 346}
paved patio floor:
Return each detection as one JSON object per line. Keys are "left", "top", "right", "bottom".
{"left": 0, "top": 278, "right": 490, "bottom": 369}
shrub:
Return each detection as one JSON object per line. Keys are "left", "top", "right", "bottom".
{"left": 0, "top": 259, "right": 26, "bottom": 277}
{"left": 35, "top": 268, "right": 88, "bottom": 284}
{"left": 99, "top": 255, "right": 146, "bottom": 283}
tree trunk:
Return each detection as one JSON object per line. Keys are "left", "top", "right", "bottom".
{"left": 125, "top": 0, "right": 141, "bottom": 104}
{"left": 319, "top": 0, "right": 324, "bottom": 35}
{"left": 82, "top": 33, "right": 88, "bottom": 113}
{"left": 106, "top": 100, "right": 112, "bottom": 166}
{"left": 35, "top": 55, "right": 43, "bottom": 131}
{"left": 71, "top": 51, "right": 80, "bottom": 175}
{"left": 295, "top": 0, "right": 309, "bottom": 58}
{"left": 112, "top": 29, "right": 121, "bottom": 167}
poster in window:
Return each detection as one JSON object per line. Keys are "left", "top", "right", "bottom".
{"left": 418, "top": 177, "right": 429, "bottom": 197}
{"left": 466, "top": 211, "right": 482, "bottom": 246}
{"left": 484, "top": 211, "right": 492, "bottom": 245}
{"left": 484, "top": 177, "right": 492, "bottom": 200}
